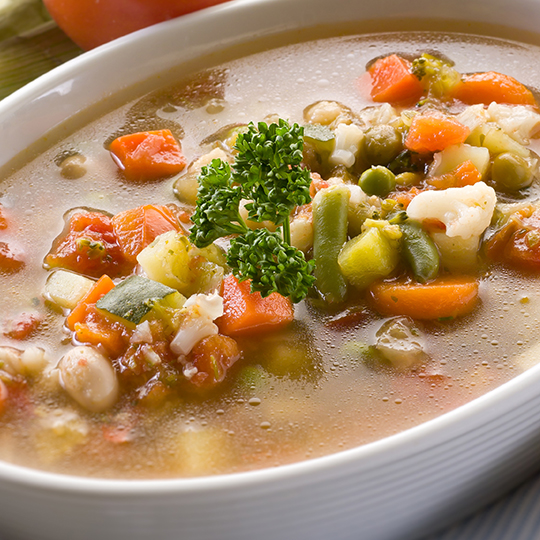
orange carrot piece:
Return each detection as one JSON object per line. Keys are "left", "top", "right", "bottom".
{"left": 405, "top": 112, "right": 470, "bottom": 154}
{"left": 427, "top": 160, "right": 482, "bottom": 189}
{"left": 451, "top": 71, "right": 537, "bottom": 106}
{"left": 112, "top": 204, "right": 180, "bottom": 263}
{"left": 66, "top": 275, "right": 130, "bottom": 357}
{"left": 389, "top": 186, "right": 424, "bottom": 209}
{"left": 110, "top": 129, "right": 187, "bottom": 181}
{"left": 369, "top": 54, "right": 424, "bottom": 104}
{"left": 369, "top": 277, "right": 480, "bottom": 320}
{"left": 217, "top": 275, "right": 294, "bottom": 336}
{"left": 0, "top": 242, "right": 24, "bottom": 273}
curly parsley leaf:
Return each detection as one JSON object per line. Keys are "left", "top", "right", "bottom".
{"left": 189, "top": 159, "right": 247, "bottom": 248}
{"left": 227, "top": 228, "right": 315, "bottom": 303}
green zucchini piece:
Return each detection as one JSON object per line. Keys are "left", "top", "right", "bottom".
{"left": 96, "top": 275, "right": 183, "bottom": 325}
{"left": 303, "top": 123, "right": 335, "bottom": 155}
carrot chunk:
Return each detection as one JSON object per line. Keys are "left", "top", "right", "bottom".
{"left": 426, "top": 160, "right": 482, "bottom": 189}
{"left": 369, "top": 277, "right": 480, "bottom": 320}
{"left": 112, "top": 204, "right": 180, "bottom": 263}
{"left": 110, "top": 129, "right": 187, "bottom": 181}
{"left": 67, "top": 275, "right": 131, "bottom": 358}
{"left": 217, "top": 275, "right": 294, "bottom": 336}
{"left": 369, "top": 54, "right": 424, "bottom": 104}
{"left": 451, "top": 71, "right": 537, "bottom": 106}
{"left": 405, "top": 112, "right": 470, "bottom": 154}
{"left": 0, "top": 242, "right": 24, "bottom": 273}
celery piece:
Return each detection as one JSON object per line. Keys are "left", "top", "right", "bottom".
{"left": 338, "top": 227, "right": 399, "bottom": 290}
{"left": 96, "top": 275, "right": 181, "bottom": 325}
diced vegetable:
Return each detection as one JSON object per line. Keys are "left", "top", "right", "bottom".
{"left": 329, "top": 123, "right": 364, "bottom": 168}
{"left": 304, "top": 100, "right": 351, "bottom": 126}
{"left": 0, "top": 379, "right": 7, "bottom": 415}
{"left": 183, "top": 334, "right": 240, "bottom": 388}
{"left": 486, "top": 103, "right": 540, "bottom": 145}
{"left": 359, "top": 165, "right": 396, "bottom": 197}
{"left": 427, "top": 160, "right": 482, "bottom": 190}
{"left": 368, "top": 54, "right": 424, "bottom": 104}
{"left": 137, "top": 231, "right": 224, "bottom": 297}
{"left": 467, "top": 123, "right": 530, "bottom": 158}
{"left": 491, "top": 152, "right": 535, "bottom": 191}
{"left": 303, "top": 123, "right": 335, "bottom": 156}
{"left": 0, "top": 241, "right": 24, "bottom": 273}
{"left": 96, "top": 275, "right": 184, "bottom": 325}
{"left": 217, "top": 275, "right": 294, "bottom": 336}
{"left": 312, "top": 185, "right": 350, "bottom": 303}
{"left": 44, "top": 269, "right": 94, "bottom": 310}
{"left": 66, "top": 275, "right": 132, "bottom": 357}
{"left": 362, "top": 124, "right": 402, "bottom": 166}
{"left": 369, "top": 277, "right": 480, "bottom": 319}
{"left": 338, "top": 223, "right": 400, "bottom": 290}
{"left": 375, "top": 316, "right": 428, "bottom": 370}
{"left": 45, "top": 212, "right": 130, "bottom": 278}
{"left": 430, "top": 231, "right": 480, "bottom": 272}
{"left": 3, "top": 312, "right": 42, "bottom": 340}
{"left": 109, "top": 129, "right": 187, "bottom": 181}
{"left": 405, "top": 112, "right": 470, "bottom": 154}
{"left": 411, "top": 53, "right": 461, "bottom": 98}
{"left": 111, "top": 204, "right": 180, "bottom": 263}
{"left": 450, "top": 71, "right": 537, "bottom": 106}
{"left": 400, "top": 221, "right": 440, "bottom": 282}
{"left": 428, "top": 143, "right": 490, "bottom": 179}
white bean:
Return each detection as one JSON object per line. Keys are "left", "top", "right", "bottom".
{"left": 58, "top": 346, "right": 119, "bottom": 413}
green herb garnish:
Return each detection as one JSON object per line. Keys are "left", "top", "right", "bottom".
{"left": 190, "top": 119, "right": 315, "bottom": 302}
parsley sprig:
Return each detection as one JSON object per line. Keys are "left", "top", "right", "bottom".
{"left": 189, "top": 119, "right": 315, "bottom": 302}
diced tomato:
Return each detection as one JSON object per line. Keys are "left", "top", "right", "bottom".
{"left": 3, "top": 312, "right": 43, "bottom": 340}
{"left": 451, "top": 71, "right": 537, "bottom": 106}
{"left": 110, "top": 129, "right": 187, "bottom": 181}
{"left": 186, "top": 334, "right": 241, "bottom": 388}
{"left": 485, "top": 206, "right": 540, "bottom": 269}
{"left": 66, "top": 275, "right": 132, "bottom": 358}
{"left": 0, "top": 242, "right": 24, "bottom": 273}
{"left": 368, "top": 54, "right": 424, "bottom": 104}
{"left": 405, "top": 112, "right": 470, "bottom": 154}
{"left": 112, "top": 204, "right": 180, "bottom": 263}
{"left": 217, "top": 275, "right": 295, "bottom": 336}
{"left": 389, "top": 186, "right": 424, "bottom": 209}
{"left": 46, "top": 212, "right": 131, "bottom": 278}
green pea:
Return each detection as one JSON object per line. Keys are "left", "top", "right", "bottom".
{"left": 400, "top": 221, "right": 440, "bottom": 283}
{"left": 363, "top": 125, "right": 402, "bottom": 165}
{"left": 491, "top": 152, "right": 534, "bottom": 191}
{"left": 359, "top": 166, "right": 396, "bottom": 197}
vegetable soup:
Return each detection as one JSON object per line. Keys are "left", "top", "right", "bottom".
{"left": 1, "top": 31, "right": 540, "bottom": 479}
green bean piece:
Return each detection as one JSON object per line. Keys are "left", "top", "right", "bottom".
{"left": 312, "top": 184, "right": 350, "bottom": 304}
{"left": 362, "top": 124, "right": 402, "bottom": 166}
{"left": 400, "top": 221, "right": 440, "bottom": 283}
{"left": 359, "top": 166, "right": 396, "bottom": 197}
{"left": 491, "top": 152, "right": 534, "bottom": 192}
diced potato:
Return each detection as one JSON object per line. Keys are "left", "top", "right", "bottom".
{"left": 329, "top": 123, "right": 364, "bottom": 168}
{"left": 430, "top": 232, "right": 480, "bottom": 272}
{"left": 338, "top": 227, "right": 399, "bottom": 290}
{"left": 137, "top": 231, "right": 224, "bottom": 297}
{"left": 44, "top": 270, "right": 94, "bottom": 310}
{"left": 428, "top": 143, "right": 490, "bottom": 178}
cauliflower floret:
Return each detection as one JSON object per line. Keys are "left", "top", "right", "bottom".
{"left": 487, "top": 103, "right": 540, "bottom": 145}
{"left": 170, "top": 293, "right": 224, "bottom": 356}
{"left": 357, "top": 103, "right": 398, "bottom": 128}
{"left": 329, "top": 123, "right": 364, "bottom": 168}
{"left": 406, "top": 182, "right": 496, "bottom": 239}
{"left": 304, "top": 100, "right": 348, "bottom": 126}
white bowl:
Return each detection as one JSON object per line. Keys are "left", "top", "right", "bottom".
{"left": 2, "top": 1, "right": 540, "bottom": 539}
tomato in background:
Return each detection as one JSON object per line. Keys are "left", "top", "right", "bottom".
{"left": 43, "top": 0, "right": 233, "bottom": 50}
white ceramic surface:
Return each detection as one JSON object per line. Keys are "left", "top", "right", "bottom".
{"left": 2, "top": 1, "right": 540, "bottom": 539}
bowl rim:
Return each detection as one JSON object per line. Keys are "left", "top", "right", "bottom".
{"left": 1, "top": 0, "right": 540, "bottom": 493}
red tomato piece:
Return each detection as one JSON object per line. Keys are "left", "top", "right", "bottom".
{"left": 46, "top": 212, "right": 131, "bottom": 278}
{"left": 43, "top": 0, "right": 233, "bottom": 50}
{"left": 110, "top": 130, "right": 187, "bottom": 181}
{"left": 0, "top": 380, "right": 8, "bottom": 416}
{"left": 3, "top": 312, "right": 43, "bottom": 340}
{"left": 186, "top": 334, "right": 241, "bottom": 388}
{"left": 0, "top": 242, "right": 24, "bottom": 273}
{"left": 112, "top": 204, "right": 180, "bottom": 263}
